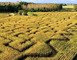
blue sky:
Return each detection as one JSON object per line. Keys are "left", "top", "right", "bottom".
{"left": 0, "top": 0, "right": 77, "bottom": 4}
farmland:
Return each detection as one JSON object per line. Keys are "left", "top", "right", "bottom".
{"left": 0, "top": 12, "right": 77, "bottom": 60}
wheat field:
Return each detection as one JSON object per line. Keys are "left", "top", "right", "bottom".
{"left": 0, "top": 12, "right": 77, "bottom": 60}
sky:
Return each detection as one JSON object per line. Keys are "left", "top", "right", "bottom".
{"left": 0, "top": 0, "right": 77, "bottom": 4}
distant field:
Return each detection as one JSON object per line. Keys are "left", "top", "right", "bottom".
{"left": 0, "top": 12, "right": 77, "bottom": 60}
{"left": 62, "top": 5, "right": 74, "bottom": 9}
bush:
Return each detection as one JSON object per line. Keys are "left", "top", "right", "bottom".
{"left": 18, "top": 10, "right": 37, "bottom": 16}
{"left": 22, "top": 12, "right": 27, "bottom": 15}
{"left": 9, "top": 13, "right": 15, "bottom": 16}
{"left": 18, "top": 10, "right": 27, "bottom": 15}
{"left": 27, "top": 12, "right": 36, "bottom": 16}
{"left": 18, "top": 10, "right": 23, "bottom": 15}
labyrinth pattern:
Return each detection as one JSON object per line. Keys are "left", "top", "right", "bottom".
{"left": 0, "top": 12, "right": 77, "bottom": 60}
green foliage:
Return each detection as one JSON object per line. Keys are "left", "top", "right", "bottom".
{"left": 18, "top": 10, "right": 23, "bottom": 15}
{"left": 1, "top": 2, "right": 77, "bottom": 12}
{"left": 19, "top": 1, "right": 28, "bottom": 5}
{"left": 9, "top": 13, "right": 15, "bottom": 16}
{"left": 18, "top": 10, "right": 27, "bottom": 15}
{"left": 0, "top": 2, "right": 63, "bottom": 12}
{"left": 27, "top": 12, "right": 36, "bottom": 16}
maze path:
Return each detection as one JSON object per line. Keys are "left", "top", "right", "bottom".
{"left": 9, "top": 40, "right": 34, "bottom": 52}
{"left": 13, "top": 31, "right": 71, "bottom": 60}
{"left": 14, "top": 42, "right": 57, "bottom": 60}
{"left": 0, "top": 40, "right": 20, "bottom": 60}
{"left": 23, "top": 23, "right": 77, "bottom": 60}
{"left": 0, "top": 51, "right": 2, "bottom": 54}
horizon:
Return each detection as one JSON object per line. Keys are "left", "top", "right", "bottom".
{"left": 0, "top": 0, "right": 77, "bottom": 4}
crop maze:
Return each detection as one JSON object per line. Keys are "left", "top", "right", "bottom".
{"left": 0, "top": 12, "right": 77, "bottom": 60}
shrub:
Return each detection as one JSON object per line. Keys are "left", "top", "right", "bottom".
{"left": 18, "top": 10, "right": 27, "bottom": 15}
{"left": 9, "top": 13, "right": 15, "bottom": 16}
{"left": 22, "top": 11, "right": 27, "bottom": 15}
{"left": 18, "top": 10, "right": 23, "bottom": 15}
{"left": 27, "top": 12, "right": 36, "bottom": 16}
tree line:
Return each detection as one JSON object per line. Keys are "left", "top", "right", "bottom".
{"left": 0, "top": 2, "right": 63, "bottom": 12}
{"left": 0, "top": 1, "right": 77, "bottom": 12}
